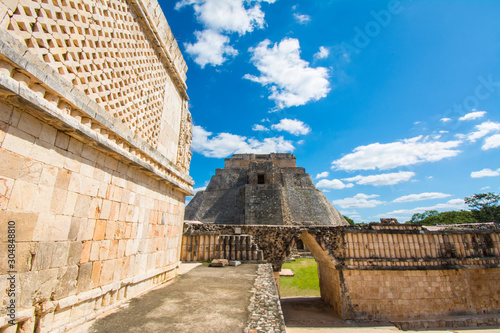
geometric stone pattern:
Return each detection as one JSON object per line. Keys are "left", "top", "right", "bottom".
{"left": 185, "top": 153, "right": 348, "bottom": 226}
{"left": 0, "top": 0, "right": 187, "bottom": 149}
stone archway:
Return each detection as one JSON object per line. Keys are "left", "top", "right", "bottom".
{"left": 299, "top": 231, "right": 344, "bottom": 318}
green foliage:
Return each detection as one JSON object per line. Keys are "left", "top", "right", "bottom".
{"left": 465, "top": 192, "right": 500, "bottom": 222}
{"left": 343, "top": 215, "right": 355, "bottom": 225}
{"left": 280, "top": 259, "right": 320, "bottom": 297}
{"left": 407, "top": 210, "right": 477, "bottom": 225}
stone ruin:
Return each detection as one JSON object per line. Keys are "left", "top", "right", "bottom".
{"left": 185, "top": 153, "right": 348, "bottom": 226}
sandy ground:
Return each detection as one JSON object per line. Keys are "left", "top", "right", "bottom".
{"left": 73, "top": 264, "right": 258, "bottom": 333}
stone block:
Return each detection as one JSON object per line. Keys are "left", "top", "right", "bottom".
{"left": 91, "top": 261, "right": 102, "bottom": 287}
{"left": 209, "top": 259, "right": 228, "bottom": 267}
{"left": 19, "top": 159, "right": 43, "bottom": 183}
{"left": 93, "top": 220, "right": 106, "bottom": 241}
{"left": 53, "top": 265, "right": 78, "bottom": 299}
{"left": 39, "top": 165, "right": 58, "bottom": 187}
{"left": 2, "top": 126, "right": 35, "bottom": 157}
{"left": 55, "top": 131, "right": 70, "bottom": 150}
{"left": 37, "top": 268, "right": 59, "bottom": 300}
{"left": 0, "top": 210, "right": 38, "bottom": 242}
{"left": 50, "top": 188, "right": 68, "bottom": 214}
{"left": 8, "top": 179, "right": 36, "bottom": 211}
{"left": 39, "top": 123, "right": 58, "bottom": 145}
{"left": 33, "top": 213, "right": 55, "bottom": 241}
{"left": 51, "top": 215, "right": 71, "bottom": 241}
{"left": 68, "top": 241, "right": 83, "bottom": 266}
{"left": 77, "top": 262, "right": 93, "bottom": 292}
{"left": 32, "top": 184, "right": 54, "bottom": 213}
{"left": 0, "top": 148, "right": 24, "bottom": 179}
{"left": 17, "top": 112, "right": 42, "bottom": 137}
{"left": 33, "top": 242, "right": 54, "bottom": 271}
{"left": 55, "top": 168, "right": 72, "bottom": 190}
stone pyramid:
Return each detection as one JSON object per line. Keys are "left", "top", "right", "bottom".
{"left": 185, "top": 153, "right": 348, "bottom": 226}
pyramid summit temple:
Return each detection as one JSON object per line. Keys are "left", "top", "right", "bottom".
{"left": 185, "top": 153, "right": 348, "bottom": 226}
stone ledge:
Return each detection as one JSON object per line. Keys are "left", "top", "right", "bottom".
{"left": 0, "top": 33, "right": 194, "bottom": 194}
{"left": 0, "top": 262, "right": 180, "bottom": 331}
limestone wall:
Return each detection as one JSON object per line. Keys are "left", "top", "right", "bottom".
{"left": 342, "top": 268, "right": 500, "bottom": 320}
{"left": 0, "top": 0, "right": 193, "bottom": 331}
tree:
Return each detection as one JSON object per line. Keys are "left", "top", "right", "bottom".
{"left": 408, "top": 210, "right": 438, "bottom": 224}
{"left": 465, "top": 192, "right": 500, "bottom": 222}
{"left": 343, "top": 215, "right": 355, "bottom": 225}
{"left": 407, "top": 210, "right": 477, "bottom": 225}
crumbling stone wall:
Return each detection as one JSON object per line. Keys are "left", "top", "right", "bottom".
{"left": 182, "top": 223, "right": 500, "bottom": 322}
{"left": 0, "top": 0, "right": 193, "bottom": 331}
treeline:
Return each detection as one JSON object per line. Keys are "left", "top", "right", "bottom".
{"left": 406, "top": 192, "right": 500, "bottom": 225}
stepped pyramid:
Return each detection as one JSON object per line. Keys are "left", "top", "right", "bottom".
{"left": 185, "top": 153, "right": 348, "bottom": 226}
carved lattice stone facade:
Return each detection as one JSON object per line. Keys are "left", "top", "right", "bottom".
{"left": 0, "top": 0, "right": 193, "bottom": 331}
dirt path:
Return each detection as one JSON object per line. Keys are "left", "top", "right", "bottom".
{"left": 88, "top": 264, "right": 258, "bottom": 333}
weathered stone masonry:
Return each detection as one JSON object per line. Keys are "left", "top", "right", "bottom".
{"left": 182, "top": 223, "right": 500, "bottom": 322}
{"left": 0, "top": 0, "right": 193, "bottom": 331}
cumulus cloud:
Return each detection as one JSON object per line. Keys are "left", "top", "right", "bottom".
{"left": 380, "top": 199, "right": 466, "bottom": 218}
{"left": 314, "top": 46, "right": 329, "bottom": 60}
{"left": 470, "top": 168, "right": 500, "bottom": 178}
{"left": 467, "top": 121, "right": 500, "bottom": 142}
{"left": 252, "top": 124, "right": 269, "bottom": 131}
{"left": 184, "top": 30, "right": 238, "bottom": 68}
{"left": 483, "top": 134, "right": 500, "bottom": 150}
{"left": 293, "top": 13, "right": 311, "bottom": 24}
{"left": 315, "top": 171, "right": 329, "bottom": 179}
{"left": 192, "top": 125, "right": 295, "bottom": 158}
{"left": 332, "top": 136, "right": 461, "bottom": 171}
{"left": 177, "top": 0, "right": 276, "bottom": 67}
{"left": 440, "top": 118, "right": 452, "bottom": 123}
{"left": 271, "top": 118, "right": 311, "bottom": 135}
{"left": 392, "top": 192, "right": 451, "bottom": 203}
{"left": 316, "top": 179, "right": 354, "bottom": 190}
{"left": 459, "top": 110, "right": 487, "bottom": 121}
{"left": 244, "top": 38, "right": 330, "bottom": 109}
{"left": 343, "top": 171, "right": 415, "bottom": 186}
{"left": 332, "top": 193, "right": 385, "bottom": 209}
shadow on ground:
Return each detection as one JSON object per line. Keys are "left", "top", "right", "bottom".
{"left": 281, "top": 297, "right": 395, "bottom": 328}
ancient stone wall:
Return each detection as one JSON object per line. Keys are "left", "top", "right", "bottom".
{"left": 0, "top": 0, "right": 193, "bottom": 331}
{"left": 181, "top": 223, "right": 500, "bottom": 323}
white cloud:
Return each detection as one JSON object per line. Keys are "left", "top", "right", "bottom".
{"left": 467, "top": 121, "right": 500, "bottom": 142}
{"left": 459, "top": 110, "right": 487, "bottom": 121}
{"left": 316, "top": 179, "right": 354, "bottom": 190}
{"left": 343, "top": 171, "right": 415, "bottom": 186}
{"left": 176, "top": 0, "right": 275, "bottom": 34}
{"left": 315, "top": 171, "right": 329, "bottom": 179}
{"left": 393, "top": 192, "right": 451, "bottom": 203}
{"left": 470, "top": 168, "right": 500, "bottom": 178}
{"left": 440, "top": 118, "right": 452, "bottom": 123}
{"left": 192, "top": 125, "right": 295, "bottom": 158}
{"left": 293, "top": 13, "right": 311, "bottom": 24}
{"left": 244, "top": 38, "right": 330, "bottom": 109}
{"left": 177, "top": 0, "right": 276, "bottom": 67}
{"left": 332, "top": 193, "right": 385, "bottom": 209}
{"left": 483, "top": 134, "right": 500, "bottom": 150}
{"left": 252, "top": 124, "right": 269, "bottom": 131}
{"left": 380, "top": 199, "right": 466, "bottom": 218}
{"left": 332, "top": 136, "right": 461, "bottom": 171}
{"left": 184, "top": 29, "right": 238, "bottom": 68}
{"left": 271, "top": 118, "right": 311, "bottom": 135}
{"left": 193, "top": 186, "right": 207, "bottom": 194}
{"left": 313, "top": 46, "right": 329, "bottom": 60}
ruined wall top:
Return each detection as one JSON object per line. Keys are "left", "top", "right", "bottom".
{"left": 225, "top": 153, "right": 297, "bottom": 169}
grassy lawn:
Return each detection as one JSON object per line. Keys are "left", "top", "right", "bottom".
{"left": 280, "top": 258, "right": 320, "bottom": 297}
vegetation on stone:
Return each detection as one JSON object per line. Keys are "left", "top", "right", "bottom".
{"left": 280, "top": 259, "right": 320, "bottom": 297}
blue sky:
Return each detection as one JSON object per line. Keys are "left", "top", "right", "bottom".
{"left": 162, "top": 0, "right": 500, "bottom": 223}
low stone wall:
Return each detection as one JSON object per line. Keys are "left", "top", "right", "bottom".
{"left": 182, "top": 223, "right": 500, "bottom": 324}
{"left": 245, "top": 264, "right": 286, "bottom": 333}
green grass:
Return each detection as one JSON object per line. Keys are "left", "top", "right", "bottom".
{"left": 279, "top": 258, "right": 320, "bottom": 297}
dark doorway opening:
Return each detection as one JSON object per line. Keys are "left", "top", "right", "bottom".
{"left": 257, "top": 173, "right": 265, "bottom": 184}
